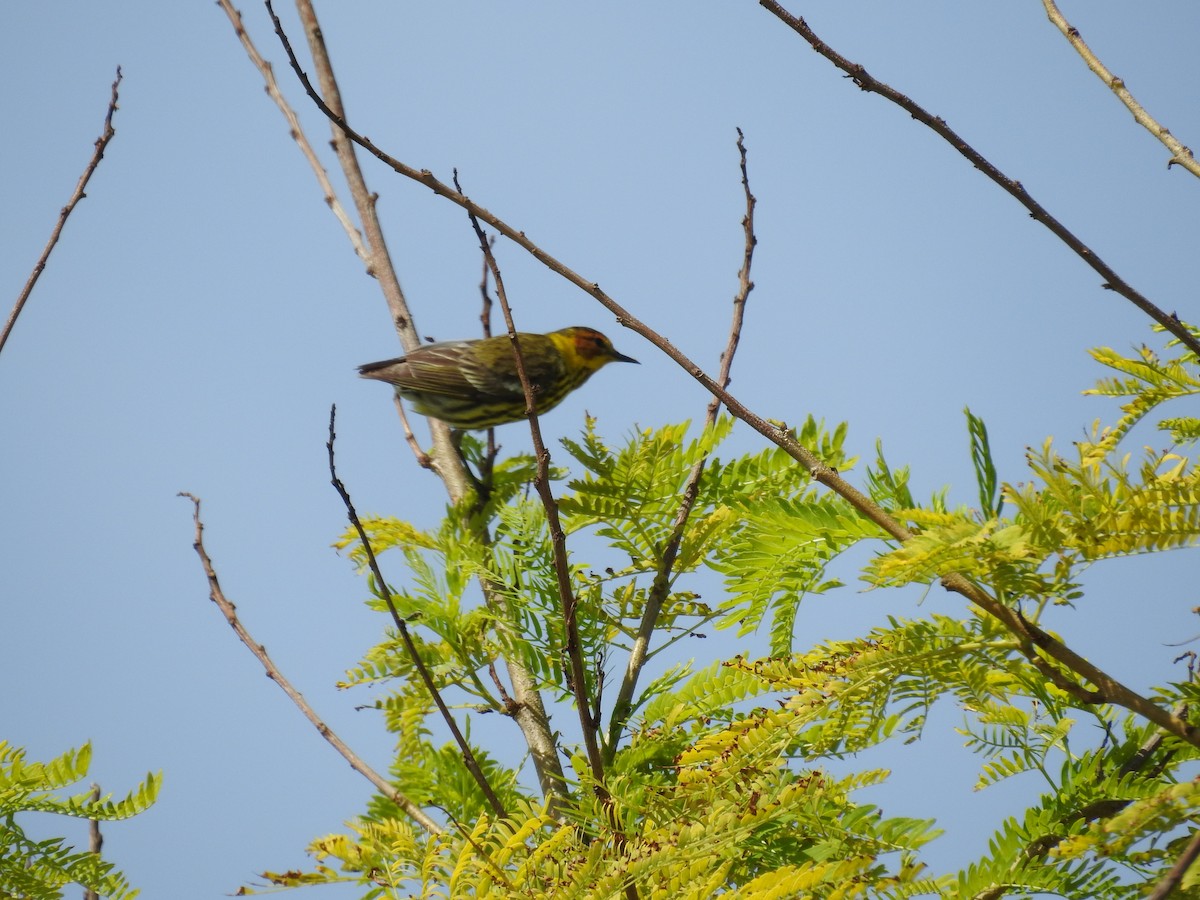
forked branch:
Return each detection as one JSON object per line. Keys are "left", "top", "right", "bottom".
{"left": 234, "top": 0, "right": 472, "bottom": 496}
{"left": 215, "top": 0, "right": 368, "bottom": 261}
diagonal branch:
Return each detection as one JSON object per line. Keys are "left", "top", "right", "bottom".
{"left": 178, "top": 492, "right": 444, "bottom": 834}
{"left": 436, "top": 174, "right": 574, "bottom": 814}
{"left": 2, "top": 67, "right": 122, "bottom": 359}
{"left": 1043, "top": 0, "right": 1199, "bottom": 177}
{"left": 288, "top": 0, "right": 408, "bottom": 340}
{"left": 757, "top": 0, "right": 1200, "bottom": 361}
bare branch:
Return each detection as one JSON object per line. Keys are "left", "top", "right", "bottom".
{"left": 722, "top": 126, "right": 757, "bottom": 396}
{"left": 287, "top": 0, "right": 409, "bottom": 339}
{"left": 1043, "top": 0, "right": 1199, "bottom": 177}
{"left": 326, "top": 407, "right": 507, "bottom": 819}
{"left": 391, "top": 391, "right": 434, "bottom": 470}
{"left": 478, "top": 235, "right": 495, "bottom": 339}
{"left": 2, "top": 67, "right": 122, "bottom": 359}
{"left": 178, "top": 491, "right": 444, "bottom": 834}
{"left": 476, "top": 235, "right": 500, "bottom": 484}
{"left": 215, "top": 0, "right": 369, "bottom": 261}
{"left": 757, "top": 0, "right": 1200, "bottom": 361}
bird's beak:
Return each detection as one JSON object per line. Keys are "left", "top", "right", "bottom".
{"left": 612, "top": 350, "right": 639, "bottom": 364}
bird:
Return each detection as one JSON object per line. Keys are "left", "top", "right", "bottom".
{"left": 358, "top": 326, "right": 638, "bottom": 429}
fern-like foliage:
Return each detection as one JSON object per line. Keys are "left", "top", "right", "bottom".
{"left": 277, "top": 327, "right": 1200, "bottom": 898}
{"left": 0, "top": 740, "right": 158, "bottom": 899}
{"left": 870, "top": 331, "right": 1200, "bottom": 599}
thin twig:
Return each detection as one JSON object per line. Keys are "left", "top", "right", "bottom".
{"left": 1043, "top": 0, "right": 1199, "bottom": 177}
{"left": 479, "top": 235, "right": 495, "bottom": 339}
{"left": 1, "top": 68, "right": 121, "bottom": 359}
{"left": 178, "top": 491, "right": 444, "bottom": 834}
{"left": 757, "top": 0, "right": 1199, "bottom": 361}
{"left": 325, "top": 407, "right": 507, "bottom": 819}
{"left": 722, "top": 126, "right": 757, "bottom": 397}
{"left": 267, "top": 25, "right": 1200, "bottom": 754}
{"left": 392, "top": 391, "right": 433, "bottom": 469}
{"left": 605, "top": 128, "right": 757, "bottom": 761}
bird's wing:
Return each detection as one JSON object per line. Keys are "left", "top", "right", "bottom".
{"left": 359, "top": 338, "right": 560, "bottom": 399}
{"left": 461, "top": 345, "right": 562, "bottom": 400}
{"left": 358, "top": 341, "right": 475, "bottom": 396}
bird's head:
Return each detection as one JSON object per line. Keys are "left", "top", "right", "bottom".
{"left": 552, "top": 326, "right": 639, "bottom": 373}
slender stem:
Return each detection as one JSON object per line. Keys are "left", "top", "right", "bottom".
{"left": 456, "top": 191, "right": 608, "bottom": 793}
{"left": 83, "top": 784, "right": 102, "bottom": 900}
{"left": 458, "top": 181, "right": 637, "bottom": 899}
{"left": 1147, "top": 825, "right": 1200, "bottom": 900}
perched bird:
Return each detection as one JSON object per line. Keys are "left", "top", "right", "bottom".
{"left": 358, "top": 326, "right": 638, "bottom": 429}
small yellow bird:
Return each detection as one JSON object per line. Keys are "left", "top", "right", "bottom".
{"left": 358, "top": 326, "right": 638, "bottom": 429}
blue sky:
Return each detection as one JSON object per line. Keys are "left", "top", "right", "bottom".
{"left": 3, "top": 3, "right": 1199, "bottom": 896}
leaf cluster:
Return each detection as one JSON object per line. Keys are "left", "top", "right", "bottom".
{"left": 279, "top": 329, "right": 1200, "bottom": 898}
{"left": 0, "top": 740, "right": 158, "bottom": 900}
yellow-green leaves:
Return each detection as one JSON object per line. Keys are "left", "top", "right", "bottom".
{"left": 0, "top": 740, "right": 158, "bottom": 900}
